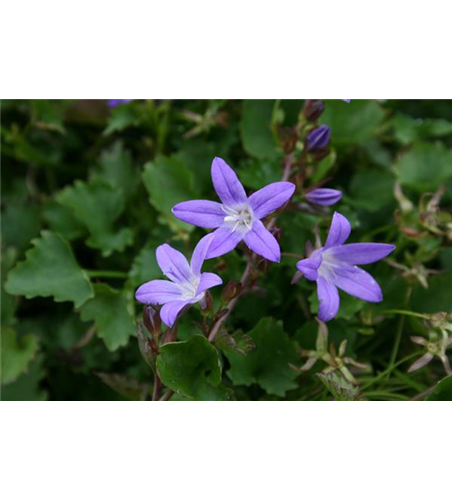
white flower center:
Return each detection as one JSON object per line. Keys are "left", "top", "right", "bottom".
{"left": 222, "top": 203, "right": 254, "bottom": 233}
{"left": 177, "top": 275, "right": 203, "bottom": 301}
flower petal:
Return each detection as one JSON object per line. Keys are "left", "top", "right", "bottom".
{"left": 248, "top": 182, "right": 296, "bottom": 219}
{"left": 324, "top": 212, "right": 351, "bottom": 248}
{"left": 407, "top": 353, "right": 434, "bottom": 373}
{"left": 326, "top": 243, "right": 396, "bottom": 265}
{"left": 333, "top": 265, "right": 383, "bottom": 303}
{"left": 135, "top": 280, "right": 183, "bottom": 305}
{"left": 197, "top": 272, "right": 223, "bottom": 294}
{"left": 190, "top": 233, "right": 215, "bottom": 276}
{"left": 160, "top": 300, "right": 191, "bottom": 328}
{"left": 205, "top": 226, "right": 244, "bottom": 259}
{"left": 156, "top": 244, "right": 192, "bottom": 283}
{"left": 211, "top": 157, "right": 247, "bottom": 206}
{"left": 306, "top": 188, "right": 342, "bottom": 207}
{"left": 296, "top": 255, "right": 322, "bottom": 281}
{"left": 243, "top": 219, "right": 280, "bottom": 262}
{"left": 171, "top": 200, "right": 225, "bottom": 228}
{"left": 316, "top": 276, "right": 340, "bottom": 322}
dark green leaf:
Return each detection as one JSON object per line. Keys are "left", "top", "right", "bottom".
{"left": 95, "top": 372, "right": 150, "bottom": 401}
{"left": 1, "top": 326, "right": 40, "bottom": 384}
{"left": 5, "top": 231, "right": 94, "bottom": 307}
{"left": 241, "top": 100, "right": 278, "bottom": 159}
{"left": 425, "top": 375, "right": 452, "bottom": 401}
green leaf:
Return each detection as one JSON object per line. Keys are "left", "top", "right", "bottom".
{"left": 225, "top": 317, "right": 298, "bottom": 396}
{"left": 394, "top": 113, "right": 452, "bottom": 145}
{"left": 142, "top": 156, "right": 197, "bottom": 231}
{"left": 321, "top": 99, "right": 385, "bottom": 145}
{"left": 1, "top": 247, "right": 18, "bottom": 325}
{"left": 1, "top": 355, "right": 48, "bottom": 401}
{"left": 175, "top": 139, "right": 216, "bottom": 193}
{"left": 94, "top": 141, "right": 138, "bottom": 199}
{"left": 411, "top": 273, "right": 452, "bottom": 314}
{"left": 237, "top": 159, "right": 281, "bottom": 190}
{"left": 79, "top": 284, "right": 136, "bottom": 352}
{"left": 396, "top": 143, "right": 452, "bottom": 191}
{"left": 349, "top": 168, "right": 395, "bottom": 212}
{"left": 56, "top": 180, "right": 133, "bottom": 256}
{"left": 241, "top": 100, "right": 278, "bottom": 159}
{"left": 1, "top": 201, "right": 41, "bottom": 252}
{"left": 425, "top": 375, "right": 452, "bottom": 401}
{"left": 95, "top": 372, "right": 150, "bottom": 401}
{"left": 317, "top": 371, "right": 364, "bottom": 401}
{"left": 31, "top": 99, "right": 67, "bottom": 134}
{"left": 42, "top": 200, "right": 86, "bottom": 240}
{"left": 5, "top": 231, "right": 94, "bottom": 307}
{"left": 104, "top": 103, "right": 140, "bottom": 135}
{"left": 128, "top": 241, "right": 162, "bottom": 288}
{"left": 215, "top": 328, "right": 256, "bottom": 356}
{"left": 157, "top": 335, "right": 227, "bottom": 400}
{"left": 1, "top": 327, "right": 40, "bottom": 384}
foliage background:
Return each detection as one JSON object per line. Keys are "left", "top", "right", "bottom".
{"left": 1, "top": 99, "right": 451, "bottom": 401}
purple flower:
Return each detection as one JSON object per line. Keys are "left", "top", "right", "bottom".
{"left": 107, "top": 99, "right": 132, "bottom": 108}
{"left": 306, "top": 188, "right": 342, "bottom": 207}
{"left": 135, "top": 233, "right": 222, "bottom": 327}
{"left": 296, "top": 212, "right": 395, "bottom": 322}
{"left": 172, "top": 157, "right": 296, "bottom": 262}
{"left": 307, "top": 125, "right": 331, "bottom": 151}
{"left": 343, "top": 99, "right": 351, "bottom": 103}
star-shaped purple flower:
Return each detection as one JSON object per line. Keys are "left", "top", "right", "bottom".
{"left": 172, "top": 157, "right": 296, "bottom": 262}
{"left": 296, "top": 212, "right": 395, "bottom": 322}
{"left": 135, "top": 233, "right": 222, "bottom": 327}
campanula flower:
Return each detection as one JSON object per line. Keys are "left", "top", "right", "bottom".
{"left": 343, "top": 99, "right": 351, "bottom": 103}
{"left": 172, "top": 157, "right": 296, "bottom": 262}
{"left": 306, "top": 125, "right": 331, "bottom": 151}
{"left": 296, "top": 212, "right": 395, "bottom": 322}
{"left": 306, "top": 188, "right": 342, "bottom": 206}
{"left": 107, "top": 99, "right": 132, "bottom": 107}
{"left": 135, "top": 233, "right": 222, "bottom": 327}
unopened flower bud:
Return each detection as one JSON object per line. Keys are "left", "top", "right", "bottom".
{"left": 306, "top": 124, "right": 331, "bottom": 151}
{"left": 306, "top": 188, "right": 342, "bottom": 206}
{"left": 278, "top": 126, "right": 298, "bottom": 154}
{"left": 221, "top": 280, "right": 243, "bottom": 303}
{"left": 201, "top": 290, "right": 214, "bottom": 314}
{"left": 142, "top": 305, "right": 161, "bottom": 337}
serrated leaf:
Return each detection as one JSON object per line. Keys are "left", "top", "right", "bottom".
{"left": 425, "top": 375, "right": 452, "bottom": 401}
{"left": 225, "top": 317, "right": 298, "bottom": 396}
{"left": 95, "top": 372, "right": 150, "bottom": 401}
{"left": 104, "top": 104, "right": 140, "bottom": 135}
{"left": 1, "top": 201, "right": 41, "bottom": 252}
{"left": 241, "top": 100, "right": 278, "bottom": 159}
{"left": 79, "top": 283, "right": 135, "bottom": 352}
{"left": 5, "top": 231, "right": 94, "bottom": 307}
{"left": 317, "top": 371, "right": 364, "bottom": 401}
{"left": 0, "top": 355, "right": 48, "bottom": 401}
{"left": 156, "top": 335, "right": 229, "bottom": 400}
{"left": 42, "top": 200, "right": 86, "bottom": 240}
{"left": 321, "top": 99, "right": 385, "bottom": 145}
{"left": 394, "top": 113, "right": 452, "bottom": 145}
{"left": 1, "top": 327, "right": 40, "bottom": 384}
{"left": 142, "top": 156, "right": 197, "bottom": 231}
{"left": 215, "top": 328, "right": 256, "bottom": 356}
{"left": 93, "top": 141, "right": 138, "bottom": 199}
{"left": 396, "top": 142, "right": 452, "bottom": 191}
{"left": 56, "top": 180, "right": 133, "bottom": 256}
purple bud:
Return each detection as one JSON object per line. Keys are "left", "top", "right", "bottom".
{"left": 107, "top": 99, "right": 132, "bottom": 108}
{"left": 306, "top": 188, "right": 342, "bottom": 206}
{"left": 221, "top": 280, "right": 243, "bottom": 303}
{"left": 342, "top": 99, "right": 351, "bottom": 103}
{"left": 306, "top": 125, "right": 331, "bottom": 151}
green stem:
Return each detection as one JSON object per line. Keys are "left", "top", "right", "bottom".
{"left": 360, "top": 353, "right": 418, "bottom": 391}
{"left": 85, "top": 270, "right": 129, "bottom": 279}
{"left": 380, "top": 309, "right": 428, "bottom": 319}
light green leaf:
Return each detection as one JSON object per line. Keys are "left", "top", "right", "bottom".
{"left": 1, "top": 355, "right": 48, "bottom": 401}
{"left": 241, "top": 100, "right": 279, "bottom": 159}
{"left": 5, "top": 231, "right": 94, "bottom": 307}
{"left": 396, "top": 142, "right": 452, "bottom": 191}
{"left": 225, "top": 317, "right": 298, "bottom": 396}
{"left": 321, "top": 99, "right": 385, "bottom": 145}
{"left": 394, "top": 113, "right": 452, "bottom": 145}
{"left": 142, "top": 156, "right": 197, "bottom": 231}
{"left": 56, "top": 180, "right": 133, "bottom": 256}
{"left": 79, "top": 284, "right": 136, "bottom": 352}
{"left": 1, "top": 327, "right": 40, "bottom": 384}
{"left": 157, "top": 335, "right": 229, "bottom": 400}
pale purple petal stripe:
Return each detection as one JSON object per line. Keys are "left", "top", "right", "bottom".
{"left": 317, "top": 276, "right": 340, "bottom": 322}
{"left": 190, "top": 233, "right": 216, "bottom": 276}
{"left": 333, "top": 266, "right": 383, "bottom": 302}
{"left": 296, "top": 255, "right": 322, "bottom": 281}
{"left": 306, "top": 188, "right": 342, "bottom": 206}
{"left": 211, "top": 157, "right": 247, "bottom": 206}
{"left": 135, "top": 280, "right": 183, "bottom": 305}
{"left": 327, "top": 243, "right": 395, "bottom": 265}
{"left": 156, "top": 244, "right": 192, "bottom": 283}
{"left": 243, "top": 219, "right": 280, "bottom": 262}
{"left": 205, "top": 226, "right": 244, "bottom": 259}
{"left": 160, "top": 299, "right": 191, "bottom": 328}
{"left": 197, "top": 272, "right": 223, "bottom": 294}
{"left": 248, "top": 182, "right": 296, "bottom": 219}
{"left": 324, "top": 212, "right": 351, "bottom": 248}
{"left": 172, "top": 200, "right": 225, "bottom": 229}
